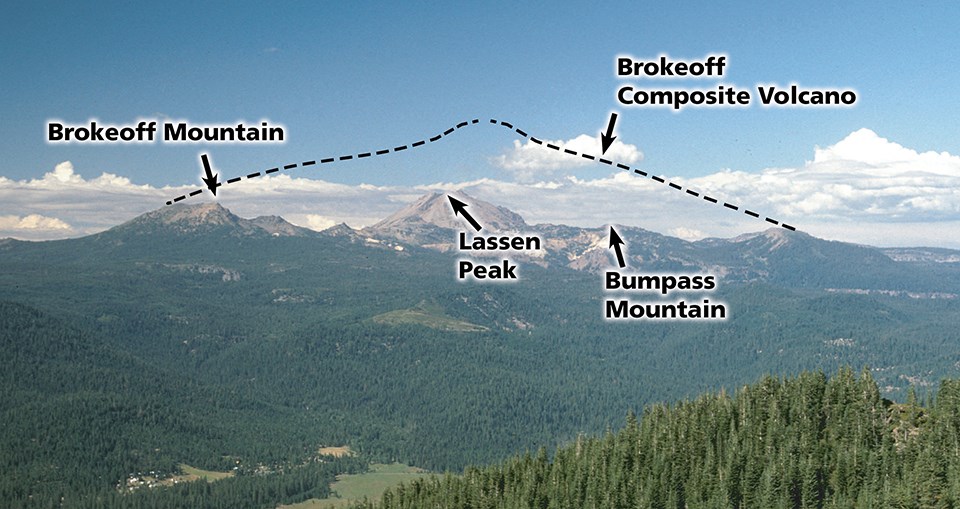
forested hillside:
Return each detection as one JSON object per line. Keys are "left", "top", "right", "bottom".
{"left": 364, "top": 368, "right": 960, "bottom": 509}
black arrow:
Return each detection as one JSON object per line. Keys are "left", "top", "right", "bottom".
{"left": 200, "top": 154, "right": 219, "bottom": 196}
{"left": 609, "top": 226, "right": 627, "bottom": 268}
{"left": 600, "top": 112, "right": 618, "bottom": 155}
{"left": 448, "top": 195, "right": 482, "bottom": 232}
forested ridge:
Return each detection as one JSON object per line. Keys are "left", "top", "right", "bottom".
{"left": 362, "top": 369, "right": 960, "bottom": 509}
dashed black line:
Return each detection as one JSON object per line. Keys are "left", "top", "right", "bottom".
{"left": 163, "top": 118, "right": 796, "bottom": 230}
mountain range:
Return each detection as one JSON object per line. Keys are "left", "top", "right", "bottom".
{"left": 2, "top": 191, "right": 959, "bottom": 505}
{"left": 347, "top": 192, "right": 958, "bottom": 293}
{"left": 87, "top": 191, "right": 959, "bottom": 293}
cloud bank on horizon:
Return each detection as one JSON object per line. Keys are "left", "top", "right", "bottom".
{"left": 494, "top": 134, "right": 644, "bottom": 181}
{"left": 2, "top": 128, "right": 958, "bottom": 249}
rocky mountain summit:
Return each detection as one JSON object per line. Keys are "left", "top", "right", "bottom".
{"left": 107, "top": 202, "right": 318, "bottom": 238}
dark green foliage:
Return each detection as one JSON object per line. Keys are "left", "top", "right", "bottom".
{"left": 368, "top": 369, "right": 960, "bottom": 509}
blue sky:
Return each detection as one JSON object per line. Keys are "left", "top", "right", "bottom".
{"left": 2, "top": 1, "right": 959, "bottom": 246}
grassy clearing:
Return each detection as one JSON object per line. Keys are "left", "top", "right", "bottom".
{"left": 141, "top": 464, "right": 233, "bottom": 488}
{"left": 177, "top": 464, "right": 233, "bottom": 481}
{"left": 281, "top": 463, "right": 430, "bottom": 509}
{"left": 318, "top": 445, "right": 354, "bottom": 458}
{"left": 372, "top": 301, "right": 487, "bottom": 332}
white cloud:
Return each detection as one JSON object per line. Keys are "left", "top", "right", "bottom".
{"left": 0, "top": 214, "right": 72, "bottom": 232}
{"left": 300, "top": 214, "right": 338, "bottom": 231}
{"left": 0, "top": 162, "right": 175, "bottom": 239}
{"left": 812, "top": 128, "right": 953, "bottom": 170}
{"left": 668, "top": 227, "right": 707, "bottom": 241}
{"left": 48, "top": 161, "right": 84, "bottom": 184}
{"left": 682, "top": 129, "right": 960, "bottom": 225}
{"left": 2, "top": 128, "right": 960, "bottom": 249}
{"left": 493, "top": 134, "right": 643, "bottom": 181}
